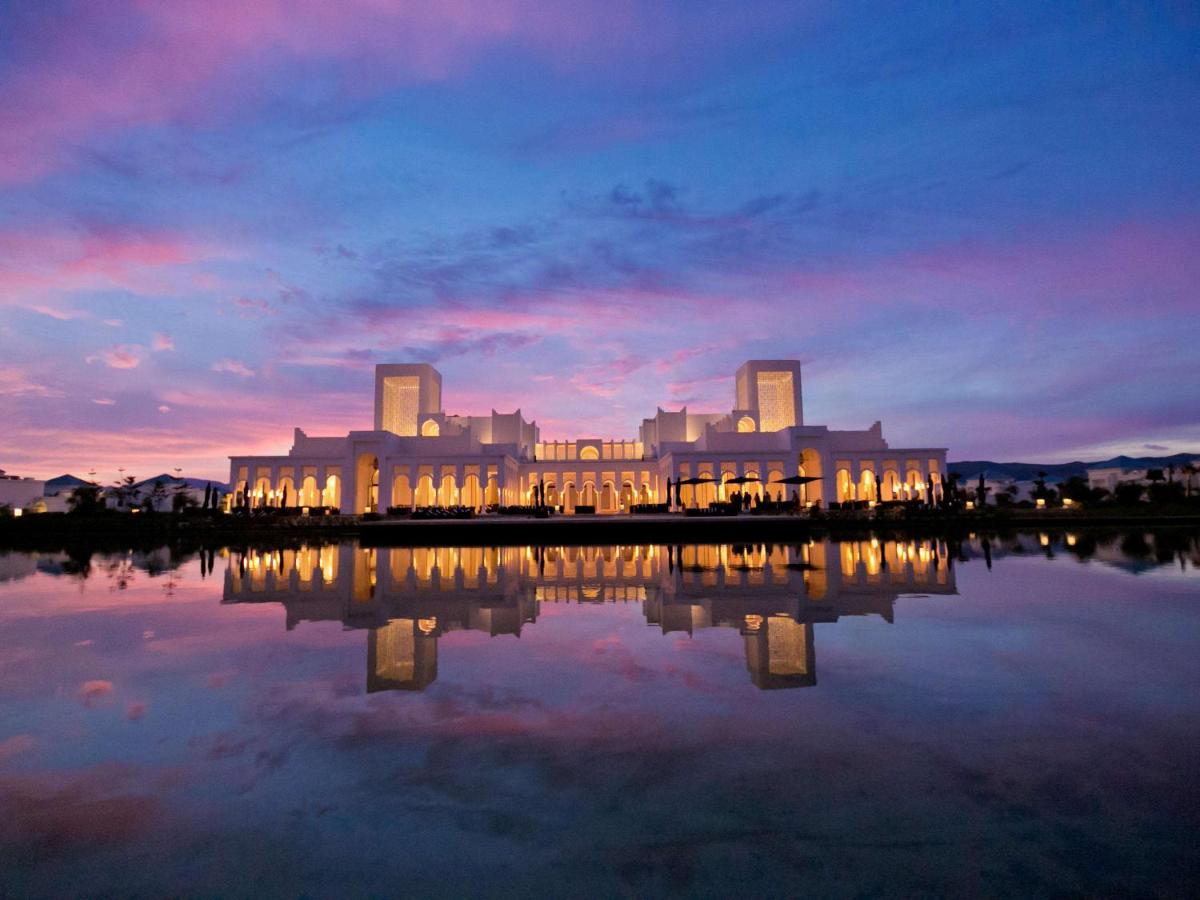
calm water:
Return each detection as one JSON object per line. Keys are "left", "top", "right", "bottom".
{"left": 1, "top": 533, "right": 1198, "bottom": 897}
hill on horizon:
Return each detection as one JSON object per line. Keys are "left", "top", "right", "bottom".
{"left": 947, "top": 453, "right": 1200, "bottom": 482}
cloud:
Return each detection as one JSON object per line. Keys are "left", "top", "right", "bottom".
{"left": 211, "top": 359, "right": 256, "bottom": 378}
{"left": 0, "top": 226, "right": 222, "bottom": 303}
{"left": 1143, "top": 444, "right": 1169, "bottom": 452}
{"left": 79, "top": 679, "right": 114, "bottom": 706}
{"left": 152, "top": 332, "right": 175, "bottom": 352}
{"left": 158, "top": 405, "right": 171, "bottom": 414}
{"left": 0, "top": 1, "right": 804, "bottom": 184}
{"left": 92, "top": 398, "right": 116, "bottom": 406}
{"left": 87, "top": 345, "right": 144, "bottom": 369}
{"left": 0, "top": 368, "right": 64, "bottom": 398}
{"left": 0, "top": 734, "right": 34, "bottom": 763}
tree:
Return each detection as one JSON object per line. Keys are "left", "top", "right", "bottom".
{"left": 67, "top": 483, "right": 102, "bottom": 515}
{"left": 1060, "top": 476, "right": 1093, "bottom": 505}
{"left": 1114, "top": 482, "right": 1145, "bottom": 505}
{"left": 975, "top": 473, "right": 990, "bottom": 507}
{"left": 1032, "top": 471, "right": 1056, "bottom": 504}
{"left": 946, "top": 472, "right": 963, "bottom": 507}
{"left": 148, "top": 479, "right": 169, "bottom": 513}
{"left": 112, "top": 474, "right": 138, "bottom": 509}
{"left": 1182, "top": 463, "right": 1197, "bottom": 498}
{"left": 171, "top": 477, "right": 196, "bottom": 513}
{"left": 1146, "top": 468, "right": 1165, "bottom": 484}
{"left": 1148, "top": 479, "right": 1185, "bottom": 505}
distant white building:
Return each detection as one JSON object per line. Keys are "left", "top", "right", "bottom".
{"left": 1088, "top": 466, "right": 1198, "bottom": 493}
{"left": 0, "top": 470, "right": 46, "bottom": 513}
{"left": 229, "top": 359, "right": 949, "bottom": 514}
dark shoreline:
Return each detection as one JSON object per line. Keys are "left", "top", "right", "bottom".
{"left": 2, "top": 508, "right": 1199, "bottom": 552}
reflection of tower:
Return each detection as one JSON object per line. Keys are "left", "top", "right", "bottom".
{"left": 367, "top": 619, "right": 438, "bottom": 692}
{"left": 743, "top": 615, "right": 815, "bottom": 689}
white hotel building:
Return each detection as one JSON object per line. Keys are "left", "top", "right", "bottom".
{"left": 229, "top": 360, "right": 947, "bottom": 514}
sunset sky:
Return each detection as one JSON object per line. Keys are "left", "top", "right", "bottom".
{"left": 1, "top": 1, "right": 1198, "bottom": 482}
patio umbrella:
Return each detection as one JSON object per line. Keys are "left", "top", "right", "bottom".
{"left": 725, "top": 475, "right": 760, "bottom": 485}
{"left": 770, "top": 475, "right": 821, "bottom": 485}
{"left": 678, "top": 476, "right": 717, "bottom": 485}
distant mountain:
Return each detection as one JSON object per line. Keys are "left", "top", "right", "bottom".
{"left": 947, "top": 453, "right": 1200, "bottom": 482}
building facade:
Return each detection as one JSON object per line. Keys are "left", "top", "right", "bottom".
{"left": 228, "top": 359, "right": 948, "bottom": 513}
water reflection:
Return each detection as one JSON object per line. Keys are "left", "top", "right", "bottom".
{"left": 224, "top": 540, "right": 958, "bottom": 691}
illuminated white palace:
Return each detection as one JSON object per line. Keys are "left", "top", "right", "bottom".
{"left": 228, "top": 359, "right": 947, "bottom": 513}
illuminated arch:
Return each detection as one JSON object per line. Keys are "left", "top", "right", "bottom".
{"left": 579, "top": 445, "right": 599, "bottom": 460}
{"left": 737, "top": 416, "right": 756, "bottom": 433}
{"left": 355, "top": 454, "right": 379, "bottom": 514}
{"left": 322, "top": 474, "right": 340, "bottom": 508}
{"left": 421, "top": 419, "right": 440, "bottom": 437}
{"left": 391, "top": 473, "right": 412, "bottom": 508}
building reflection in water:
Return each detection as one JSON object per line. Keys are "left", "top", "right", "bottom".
{"left": 224, "top": 540, "right": 956, "bottom": 692}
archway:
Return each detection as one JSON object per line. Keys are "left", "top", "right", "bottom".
{"left": 299, "top": 475, "right": 319, "bottom": 507}
{"left": 737, "top": 416, "right": 756, "bottom": 433}
{"left": 743, "top": 470, "right": 763, "bottom": 502}
{"left": 859, "top": 468, "right": 877, "bottom": 502}
{"left": 580, "top": 482, "right": 596, "bottom": 508}
{"left": 799, "top": 448, "right": 823, "bottom": 505}
{"left": 600, "top": 481, "right": 617, "bottom": 513}
{"left": 881, "top": 469, "right": 900, "bottom": 501}
{"left": 564, "top": 482, "right": 578, "bottom": 514}
{"left": 619, "top": 481, "right": 635, "bottom": 512}
{"left": 254, "top": 476, "right": 271, "bottom": 508}
{"left": 906, "top": 468, "right": 924, "bottom": 502}
{"left": 322, "top": 474, "right": 341, "bottom": 509}
{"left": 461, "top": 474, "right": 482, "bottom": 509}
{"left": 484, "top": 476, "right": 499, "bottom": 506}
{"left": 415, "top": 474, "right": 435, "bottom": 507}
{"left": 277, "top": 476, "right": 295, "bottom": 508}
{"left": 391, "top": 474, "right": 412, "bottom": 509}
{"left": 421, "top": 419, "right": 440, "bottom": 437}
{"left": 355, "top": 455, "right": 379, "bottom": 514}
{"left": 836, "top": 468, "right": 853, "bottom": 503}
{"left": 438, "top": 473, "right": 458, "bottom": 506}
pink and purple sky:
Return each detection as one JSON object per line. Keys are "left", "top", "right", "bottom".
{"left": 1, "top": 1, "right": 1198, "bottom": 482}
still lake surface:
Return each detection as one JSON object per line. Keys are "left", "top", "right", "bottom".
{"left": 1, "top": 532, "right": 1197, "bottom": 897}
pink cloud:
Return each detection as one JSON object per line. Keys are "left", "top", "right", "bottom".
{"left": 87, "top": 345, "right": 145, "bottom": 369}
{"left": 0, "top": 227, "right": 221, "bottom": 302}
{"left": 79, "top": 679, "right": 114, "bottom": 706}
{"left": 211, "top": 359, "right": 256, "bottom": 378}
{"left": 152, "top": 332, "right": 175, "bottom": 352}
{"left": 0, "top": 368, "right": 64, "bottom": 398}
